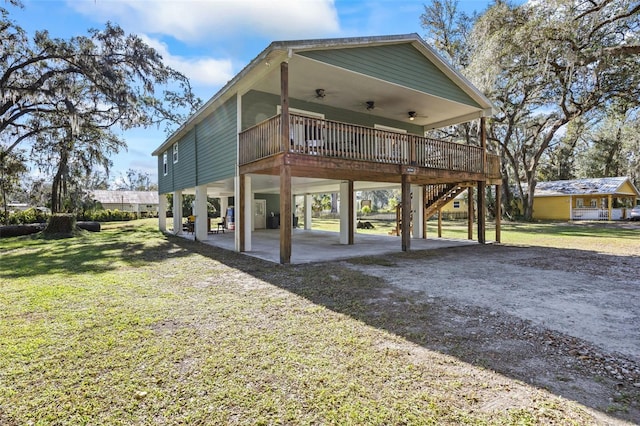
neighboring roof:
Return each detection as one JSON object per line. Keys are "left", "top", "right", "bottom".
{"left": 152, "top": 33, "right": 494, "bottom": 156}
{"left": 535, "top": 177, "right": 640, "bottom": 197}
{"left": 91, "top": 190, "right": 159, "bottom": 205}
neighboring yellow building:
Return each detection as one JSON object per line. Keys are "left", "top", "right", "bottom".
{"left": 440, "top": 192, "right": 469, "bottom": 219}
{"left": 533, "top": 177, "right": 640, "bottom": 221}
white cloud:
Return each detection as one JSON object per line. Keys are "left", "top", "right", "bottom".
{"left": 139, "top": 35, "right": 234, "bottom": 87}
{"left": 69, "top": 0, "right": 340, "bottom": 42}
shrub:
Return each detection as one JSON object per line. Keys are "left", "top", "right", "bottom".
{"left": 361, "top": 205, "right": 371, "bottom": 215}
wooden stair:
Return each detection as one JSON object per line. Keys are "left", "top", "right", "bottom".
{"left": 424, "top": 184, "right": 468, "bottom": 219}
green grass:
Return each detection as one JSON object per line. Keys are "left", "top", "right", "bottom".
{"left": 0, "top": 219, "right": 616, "bottom": 424}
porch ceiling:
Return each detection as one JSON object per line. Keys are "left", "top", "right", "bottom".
{"left": 249, "top": 54, "right": 481, "bottom": 129}
{"left": 249, "top": 174, "right": 399, "bottom": 195}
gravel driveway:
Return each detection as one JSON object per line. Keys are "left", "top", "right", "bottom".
{"left": 345, "top": 243, "right": 640, "bottom": 423}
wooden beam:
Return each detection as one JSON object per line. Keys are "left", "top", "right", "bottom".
{"left": 480, "top": 117, "right": 487, "bottom": 173}
{"left": 422, "top": 185, "right": 427, "bottom": 239}
{"left": 495, "top": 184, "right": 501, "bottom": 243}
{"left": 280, "top": 164, "right": 292, "bottom": 264}
{"left": 280, "top": 62, "right": 289, "bottom": 153}
{"left": 348, "top": 180, "right": 354, "bottom": 245}
{"left": 279, "top": 61, "right": 291, "bottom": 264}
{"left": 477, "top": 180, "right": 486, "bottom": 244}
{"left": 437, "top": 208, "right": 442, "bottom": 238}
{"left": 401, "top": 174, "right": 411, "bottom": 252}
{"left": 467, "top": 186, "right": 474, "bottom": 240}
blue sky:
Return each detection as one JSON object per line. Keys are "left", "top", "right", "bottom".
{"left": 12, "top": 0, "right": 497, "bottom": 185}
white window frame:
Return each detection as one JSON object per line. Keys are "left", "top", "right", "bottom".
{"left": 576, "top": 198, "right": 584, "bottom": 208}
{"left": 163, "top": 152, "right": 168, "bottom": 176}
{"left": 374, "top": 124, "right": 407, "bottom": 134}
{"left": 173, "top": 143, "right": 179, "bottom": 164}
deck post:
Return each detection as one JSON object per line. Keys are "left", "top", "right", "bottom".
{"left": 280, "top": 62, "right": 289, "bottom": 153}
{"left": 280, "top": 165, "right": 292, "bottom": 264}
{"left": 401, "top": 174, "right": 411, "bottom": 251}
{"left": 467, "top": 186, "right": 474, "bottom": 240}
{"left": 339, "top": 181, "right": 352, "bottom": 244}
{"left": 279, "top": 60, "right": 292, "bottom": 264}
{"left": 478, "top": 116, "right": 487, "bottom": 243}
{"left": 495, "top": 184, "right": 501, "bottom": 243}
{"left": 348, "top": 181, "right": 354, "bottom": 245}
{"left": 437, "top": 208, "right": 442, "bottom": 238}
{"left": 422, "top": 185, "right": 427, "bottom": 239}
{"left": 478, "top": 181, "right": 486, "bottom": 244}
{"left": 411, "top": 185, "right": 424, "bottom": 239}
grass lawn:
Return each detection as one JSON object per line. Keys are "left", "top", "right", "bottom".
{"left": 312, "top": 217, "right": 639, "bottom": 256}
{"left": 1, "top": 219, "right": 633, "bottom": 424}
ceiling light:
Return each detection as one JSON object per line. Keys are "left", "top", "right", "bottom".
{"left": 408, "top": 111, "right": 417, "bottom": 121}
{"left": 366, "top": 101, "right": 375, "bottom": 111}
{"left": 315, "top": 88, "right": 325, "bottom": 98}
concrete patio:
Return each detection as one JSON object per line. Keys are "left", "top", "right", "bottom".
{"left": 176, "top": 228, "right": 479, "bottom": 264}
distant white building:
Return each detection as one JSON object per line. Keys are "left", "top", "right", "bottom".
{"left": 90, "top": 190, "right": 159, "bottom": 217}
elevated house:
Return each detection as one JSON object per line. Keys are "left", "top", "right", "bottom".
{"left": 533, "top": 177, "right": 640, "bottom": 221}
{"left": 152, "top": 34, "right": 502, "bottom": 263}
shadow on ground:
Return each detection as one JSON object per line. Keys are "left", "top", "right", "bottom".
{"left": 169, "top": 235, "right": 640, "bottom": 424}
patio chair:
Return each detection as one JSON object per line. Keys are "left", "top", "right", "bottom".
{"left": 216, "top": 216, "right": 226, "bottom": 234}
{"left": 184, "top": 215, "right": 195, "bottom": 234}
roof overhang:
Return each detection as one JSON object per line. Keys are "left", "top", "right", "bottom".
{"left": 152, "top": 34, "right": 495, "bottom": 156}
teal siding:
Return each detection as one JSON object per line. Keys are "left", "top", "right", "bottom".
{"left": 197, "top": 96, "right": 237, "bottom": 184}
{"left": 158, "top": 152, "right": 171, "bottom": 194}
{"left": 299, "top": 44, "right": 479, "bottom": 107}
{"left": 172, "top": 129, "right": 196, "bottom": 190}
{"left": 242, "top": 90, "right": 423, "bottom": 134}
{"left": 242, "top": 91, "right": 278, "bottom": 130}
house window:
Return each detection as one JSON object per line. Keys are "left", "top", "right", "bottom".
{"left": 590, "top": 199, "right": 598, "bottom": 208}
{"left": 173, "top": 143, "right": 179, "bottom": 163}
{"left": 163, "top": 152, "right": 168, "bottom": 176}
{"left": 453, "top": 201, "right": 460, "bottom": 209}
{"left": 576, "top": 198, "right": 584, "bottom": 208}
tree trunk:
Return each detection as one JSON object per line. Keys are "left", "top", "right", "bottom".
{"left": 43, "top": 213, "right": 76, "bottom": 236}
{"left": 524, "top": 177, "right": 537, "bottom": 221}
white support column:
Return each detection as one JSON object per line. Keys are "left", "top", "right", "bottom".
{"left": 353, "top": 191, "right": 358, "bottom": 230}
{"left": 194, "top": 185, "right": 208, "bottom": 241}
{"left": 411, "top": 184, "right": 424, "bottom": 238}
{"left": 172, "top": 190, "right": 183, "bottom": 235}
{"left": 304, "top": 194, "right": 312, "bottom": 230}
{"left": 339, "top": 181, "right": 350, "bottom": 244}
{"left": 220, "top": 197, "right": 228, "bottom": 223}
{"left": 158, "top": 193, "right": 167, "bottom": 232}
{"left": 244, "top": 175, "right": 252, "bottom": 251}
{"left": 234, "top": 176, "right": 240, "bottom": 252}
{"left": 569, "top": 195, "right": 573, "bottom": 221}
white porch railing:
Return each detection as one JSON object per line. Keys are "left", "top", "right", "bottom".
{"left": 572, "top": 208, "right": 626, "bottom": 220}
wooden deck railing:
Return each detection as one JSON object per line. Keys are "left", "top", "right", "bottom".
{"left": 239, "top": 114, "right": 499, "bottom": 177}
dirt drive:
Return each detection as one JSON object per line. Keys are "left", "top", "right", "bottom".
{"left": 344, "top": 243, "right": 640, "bottom": 423}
